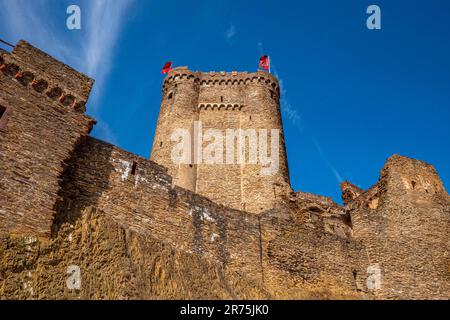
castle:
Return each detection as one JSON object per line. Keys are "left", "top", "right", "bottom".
{"left": 0, "top": 41, "right": 448, "bottom": 300}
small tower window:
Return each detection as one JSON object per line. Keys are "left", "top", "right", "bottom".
{"left": 220, "top": 96, "right": 224, "bottom": 102}
{"left": 167, "top": 92, "right": 173, "bottom": 100}
{"left": 0, "top": 105, "right": 9, "bottom": 130}
{"left": 0, "top": 105, "right": 6, "bottom": 119}
{"left": 270, "top": 90, "right": 276, "bottom": 100}
{"left": 131, "top": 161, "right": 137, "bottom": 175}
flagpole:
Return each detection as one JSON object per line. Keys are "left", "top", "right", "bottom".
{"left": 269, "top": 56, "right": 271, "bottom": 74}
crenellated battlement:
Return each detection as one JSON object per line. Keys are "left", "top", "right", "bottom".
{"left": 0, "top": 41, "right": 91, "bottom": 113}
{"left": 162, "top": 68, "right": 280, "bottom": 96}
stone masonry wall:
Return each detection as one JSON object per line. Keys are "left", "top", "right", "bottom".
{"left": 347, "top": 155, "right": 450, "bottom": 299}
{"left": 53, "top": 137, "right": 367, "bottom": 297}
{"left": 0, "top": 41, "right": 95, "bottom": 237}
{"left": 0, "top": 206, "right": 361, "bottom": 300}
{"left": 1, "top": 41, "right": 448, "bottom": 299}
{"left": 55, "top": 137, "right": 263, "bottom": 281}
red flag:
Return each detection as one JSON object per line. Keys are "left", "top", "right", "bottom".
{"left": 259, "top": 55, "right": 270, "bottom": 70}
{"left": 161, "top": 61, "right": 173, "bottom": 74}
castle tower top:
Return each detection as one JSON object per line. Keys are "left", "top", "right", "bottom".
{"left": 162, "top": 67, "right": 281, "bottom": 98}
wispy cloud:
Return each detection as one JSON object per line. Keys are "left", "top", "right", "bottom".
{"left": 224, "top": 24, "right": 237, "bottom": 39}
{"left": 0, "top": 0, "right": 134, "bottom": 143}
{"left": 312, "top": 138, "right": 343, "bottom": 183}
{"left": 0, "top": 0, "right": 70, "bottom": 59}
{"left": 95, "top": 122, "right": 118, "bottom": 145}
{"left": 276, "top": 77, "right": 302, "bottom": 127}
{"left": 258, "top": 41, "right": 342, "bottom": 184}
{"left": 261, "top": 41, "right": 302, "bottom": 129}
{"left": 257, "top": 41, "right": 264, "bottom": 53}
{"left": 82, "top": 0, "right": 134, "bottom": 104}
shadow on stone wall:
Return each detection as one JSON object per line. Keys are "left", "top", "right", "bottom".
{"left": 51, "top": 137, "right": 115, "bottom": 236}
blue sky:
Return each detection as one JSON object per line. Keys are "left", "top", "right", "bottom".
{"left": 1, "top": 0, "right": 449, "bottom": 203}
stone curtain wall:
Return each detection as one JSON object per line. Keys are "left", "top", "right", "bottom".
{"left": 1, "top": 207, "right": 271, "bottom": 300}
{"left": 0, "top": 41, "right": 95, "bottom": 237}
{"left": 1, "top": 206, "right": 363, "bottom": 299}
{"left": 53, "top": 139, "right": 449, "bottom": 299}
{"left": 54, "top": 137, "right": 366, "bottom": 296}
{"left": 55, "top": 137, "right": 264, "bottom": 281}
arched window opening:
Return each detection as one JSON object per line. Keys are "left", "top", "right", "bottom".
{"left": 46, "top": 87, "right": 63, "bottom": 100}
{"left": 3, "top": 63, "right": 19, "bottom": 77}
{"left": 17, "top": 71, "right": 34, "bottom": 86}
{"left": 60, "top": 94, "right": 75, "bottom": 107}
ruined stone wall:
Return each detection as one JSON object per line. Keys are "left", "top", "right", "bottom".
{"left": 53, "top": 137, "right": 366, "bottom": 297}
{"left": 256, "top": 192, "right": 369, "bottom": 298}
{"left": 347, "top": 155, "right": 450, "bottom": 299}
{"left": 1, "top": 207, "right": 271, "bottom": 300}
{"left": 151, "top": 69, "right": 291, "bottom": 214}
{"left": 1, "top": 206, "right": 362, "bottom": 300}
{"left": 56, "top": 137, "right": 263, "bottom": 281}
{"left": 0, "top": 41, "right": 95, "bottom": 237}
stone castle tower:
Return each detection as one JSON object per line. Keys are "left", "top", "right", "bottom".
{"left": 150, "top": 67, "right": 291, "bottom": 213}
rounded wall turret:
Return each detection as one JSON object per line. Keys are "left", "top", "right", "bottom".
{"left": 151, "top": 68, "right": 200, "bottom": 191}
{"left": 241, "top": 71, "right": 291, "bottom": 212}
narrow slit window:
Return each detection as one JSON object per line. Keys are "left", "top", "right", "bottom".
{"left": 0, "top": 105, "right": 6, "bottom": 119}
{"left": 131, "top": 161, "right": 137, "bottom": 175}
{"left": 270, "top": 90, "right": 276, "bottom": 100}
{"left": 0, "top": 105, "right": 8, "bottom": 130}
